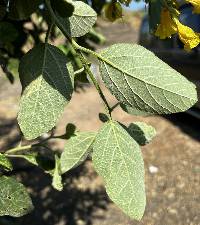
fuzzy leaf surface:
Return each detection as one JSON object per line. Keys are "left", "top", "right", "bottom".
{"left": 0, "top": 176, "right": 33, "bottom": 217}
{"left": 55, "top": 1, "right": 97, "bottom": 37}
{"left": 18, "top": 44, "right": 73, "bottom": 140}
{"left": 0, "top": 154, "right": 13, "bottom": 171}
{"left": 61, "top": 132, "right": 96, "bottom": 174}
{"left": 52, "top": 156, "right": 63, "bottom": 191}
{"left": 99, "top": 44, "right": 197, "bottom": 114}
{"left": 93, "top": 121, "right": 145, "bottom": 220}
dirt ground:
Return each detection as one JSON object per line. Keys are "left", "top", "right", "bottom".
{"left": 0, "top": 16, "right": 200, "bottom": 225}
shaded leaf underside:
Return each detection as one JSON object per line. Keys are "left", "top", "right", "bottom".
{"left": 18, "top": 43, "right": 73, "bottom": 139}
{"left": 93, "top": 121, "right": 146, "bottom": 220}
{"left": 61, "top": 132, "right": 96, "bottom": 174}
{"left": 55, "top": 1, "right": 97, "bottom": 37}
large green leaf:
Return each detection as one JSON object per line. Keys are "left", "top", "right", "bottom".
{"left": 61, "top": 132, "right": 96, "bottom": 174}
{"left": 0, "top": 176, "right": 33, "bottom": 217}
{"left": 99, "top": 44, "right": 197, "bottom": 114}
{"left": 18, "top": 44, "right": 73, "bottom": 140}
{"left": 8, "top": 0, "right": 42, "bottom": 20}
{"left": 93, "top": 121, "right": 146, "bottom": 220}
{"left": 55, "top": 1, "right": 97, "bottom": 37}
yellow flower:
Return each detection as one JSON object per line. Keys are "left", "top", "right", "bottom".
{"left": 186, "top": 0, "right": 200, "bottom": 13}
{"left": 175, "top": 19, "right": 200, "bottom": 50}
{"left": 155, "top": 8, "right": 200, "bottom": 50}
{"left": 155, "top": 9, "right": 177, "bottom": 39}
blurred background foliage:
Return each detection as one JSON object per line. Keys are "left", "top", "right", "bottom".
{"left": 0, "top": 0, "right": 142, "bottom": 88}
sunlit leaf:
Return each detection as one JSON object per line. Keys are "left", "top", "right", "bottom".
{"left": 0, "top": 176, "right": 33, "bottom": 217}
{"left": 99, "top": 44, "right": 197, "bottom": 114}
{"left": 93, "top": 121, "right": 146, "bottom": 220}
{"left": 0, "top": 154, "right": 13, "bottom": 171}
{"left": 61, "top": 132, "right": 96, "bottom": 174}
{"left": 18, "top": 44, "right": 73, "bottom": 140}
{"left": 55, "top": 1, "right": 97, "bottom": 37}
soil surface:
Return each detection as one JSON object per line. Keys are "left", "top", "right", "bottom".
{"left": 0, "top": 16, "right": 199, "bottom": 225}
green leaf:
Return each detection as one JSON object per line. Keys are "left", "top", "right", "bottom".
{"left": 127, "top": 122, "right": 156, "bottom": 146}
{"left": 52, "top": 155, "right": 63, "bottom": 191}
{"left": 99, "top": 44, "right": 197, "bottom": 114}
{"left": 149, "top": 0, "right": 163, "bottom": 33}
{"left": 120, "top": 104, "right": 154, "bottom": 116}
{"left": 99, "top": 113, "right": 109, "bottom": 123}
{"left": 0, "top": 176, "right": 33, "bottom": 217}
{"left": 64, "top": 123, "right": 77, "bottom": 139}
{"left": 13, "top": 152, "right": 39, "bottom": 166}
{"left": 93, "top": 121, "right": 146, "bottom": 220}
{"left": 55, "top": 1, "right": 97, "bottom": 37}
{"left": 12, "top": 153, "right": 55, "bottom": 175}
{"left": 8, "top": 0, "right": 42, "bottom": 20}
{"left": 0, "top": 154, "right": 13, "bottom": 171}
{"left": 51, "top": 0, "right": 74, "bottom": 18}
{"left": 61, "top": 132, "right": 96, "bottom": 174}
{"left": 104, "top": 2, "right": 122, "bottom": 22}
{"left": 18, "top": 44, "right": 73, "bottom": 140}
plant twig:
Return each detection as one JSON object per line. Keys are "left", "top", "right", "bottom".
{"left": 5, "top": 145, "right": 33, "bottom": 155}
{"left": 76, "top": 51, "right": 112, "bottom": 116}
{"left": 45, "top": 0, "right": 112, "bottom": 116}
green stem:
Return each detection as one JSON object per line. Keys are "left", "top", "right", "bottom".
{"left": 5, "top": 145, "right": 32, "bottom": 155}
{"left": 6, "top": 154, "right": 27, "bottom": 159}
{"left": 71, "top": 39, "right": 99, "bottom": 58}
{"left": 110, "top": 102, "right": 120, "bottom": 112}
{"left": 45, "top": 0, "right": 112, "bottom": 116}
{"left": 45, "top": 23, "right": 53, "bottom": 44}
{"left": 71, "top": 40, "right": 122, "bottom": 73}
{"left": 77, "top": 51, "right": 111, "bottom": 116}
{"left": 74, "top": 67, "right": 84, "bottom": 76}
{"left": 45, "top": 0, "right": 72, "bottom": 43}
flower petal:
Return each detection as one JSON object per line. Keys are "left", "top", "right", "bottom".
{"left": 175, "top": 19, "right": 200, "bottom": 50}
{"left": 186, "top": 0, "right": 200, "bottom": 14}
{"left": 155, "top": 9, "right": 177, "bottom": 39}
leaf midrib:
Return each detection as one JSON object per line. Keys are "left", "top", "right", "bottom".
{"left": 110, "top": 122, "right": 139, "bottom": 213}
